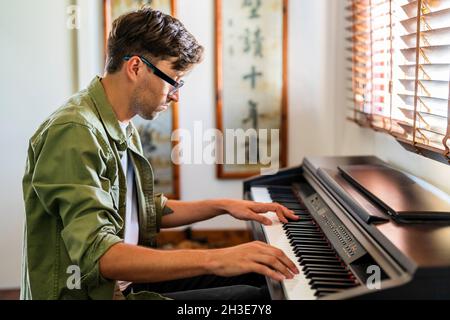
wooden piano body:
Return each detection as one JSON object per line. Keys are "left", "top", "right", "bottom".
{"left": 244, "top": 156, "right": 450, "bottom": 299}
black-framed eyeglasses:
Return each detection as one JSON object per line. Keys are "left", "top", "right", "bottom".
{"left": 124, "top": 55, "right": 184, "bottom": 96}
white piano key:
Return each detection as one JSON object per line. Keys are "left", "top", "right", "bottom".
{"left": 251, "top": 187, "right": 317, "bottom": 300}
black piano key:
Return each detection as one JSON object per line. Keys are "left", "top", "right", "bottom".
{"left": 267, "top": 186, "right": 293, "bottom": 191}
{"left": 284, "top": 230, "right": 322, "bottom": 236}
{"left": 295, "top": 250, "right": 336, "bottom": 257}
{"left": 290, "top": 237, "right": 329, "bottom": 243}
{"left": 310, "top": 281, "right": 357, "bottom": 289}
{"left": 285, "top": 230, "right": 321, "bottom": 236}
{"left": 299, "top": 258, "right": 342, "bottom": 266}
{"left": 288, "top": 236, "right": 325, "bottom": 242}
{"left": 302, "top": 265, "right": 348, "bottom": 272}
{"left": 286, "top": 226, "right": 318, "bottom": 230}
{"left": 294, "top": 243, "right": 333, "bottom": 249}
{"left": 295, "top": 251, "right": 339, "bottom": 261}
{"left": 274, "top": 197, "right": 301, "bottom": 203}
{"left": 289, "top": 236, "right": 326, "bottom": 243}
{"left": 291, "top": 211, "right": 311, "bottom": 217}
{"left": 290, "top": 239, "right": 329, "bottom": 246}
{"left": 304, "top": 270, "right": 351, "bottom": 278}
{"left": 285, "top": 225, "right": 319, "bottom": 230}
{"left": 299, "top": 255, "right": 340, "bottom": 261}
{"left": 286, "top": 221, "right": 316, "bottom": 226}
{"left": 299, "top": 258, "right": 343, "bottom": 266}
{"left": 290, "top": 215, "right": 312, "bottom": 220}
{"left": 294, "top": 244, "right": 333, "bottom": 251}
{"left": 284, "top": 223, "right": 318, "bottom": 229}
{"left": 286, "top": 231, "right": 324, "bottom": 238}
{"left": 278, "top": 202, "right": 307, "bottom": 209}
{"left": 292, "top": 209, "right": 310, "bottom": 214}
{"left": 282, "top": 204, "right": 306, "bottom": 210}
{"left": 314, "top": 288, "right": 343, "bottom": 297}
{"left": 309, "top": 277, "right": 356, "bottom": 284}
{"left": 288, "top": 234, "right": 325, "bottom": 240}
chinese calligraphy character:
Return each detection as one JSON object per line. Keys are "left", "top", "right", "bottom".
{"left": 242, "top": 100, "right": 260, "bottom": 163}
{"left": 242, "top": 100, "right": 259, "bottom": 129}
{"left": 241, "top": 27, "right": 264, "bottom": 57}
{"left": 242, "top": 0, "right": 262, "bottom": 19}
{"left": 243, "top": 66, "right": 263, "bottom": 89}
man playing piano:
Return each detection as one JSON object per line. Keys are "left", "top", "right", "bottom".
{"left": 21, "top": 7, "right": 299, "bottom": 300}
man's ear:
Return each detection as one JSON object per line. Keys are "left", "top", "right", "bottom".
{"left": 124, "top": 56, "right": 141, "bottom": 80}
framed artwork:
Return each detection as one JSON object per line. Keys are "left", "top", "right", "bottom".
{"left": 215, "top": 0, "right": 288, "bottom": 179}
{"left": 103, "top": 0, "right": 180, "bottom": 198}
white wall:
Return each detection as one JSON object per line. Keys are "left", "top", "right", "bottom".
{"left": 0, "top": 0, "right": 74, "bottom": 289}
{"left": 176, "top": 0, "right": 245, "bottom": 229}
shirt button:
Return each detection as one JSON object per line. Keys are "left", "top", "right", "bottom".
{"left": 118, "top": 141, "right": 127, "bottom": 151}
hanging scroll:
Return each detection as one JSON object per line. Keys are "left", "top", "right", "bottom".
{"left": 215, "top": 0, "right": 288, "bottom": 178}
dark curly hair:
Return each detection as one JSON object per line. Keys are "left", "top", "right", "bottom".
{"left": 105, "top": 7, "right": 204, "bottom": 73}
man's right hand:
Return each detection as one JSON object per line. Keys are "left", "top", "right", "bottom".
{"left": 206, "top": 241, "right": 299, "bottom": 281}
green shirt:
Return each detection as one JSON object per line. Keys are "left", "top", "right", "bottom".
{"left": 22, "top": 77, "right": 168, "bottom": 300}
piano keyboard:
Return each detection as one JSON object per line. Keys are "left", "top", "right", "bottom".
{"left": 251, "top": 186, "right": 360, "bottom": 299}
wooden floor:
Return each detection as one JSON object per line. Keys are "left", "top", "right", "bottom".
{"left": 0, "top": 229, "right": 252, "bottom": 300}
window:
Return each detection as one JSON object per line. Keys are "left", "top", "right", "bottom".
{"left": 347, "top": 0, "right": 450, "bottom": 164}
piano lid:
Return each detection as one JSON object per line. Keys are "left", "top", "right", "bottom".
{"left": 338, "top": 164, "right": 450, "bottom": 221}
{"left": 302, "top": 156, "right": 450, "bottom": 269}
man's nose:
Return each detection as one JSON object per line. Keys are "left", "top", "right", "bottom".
{"left": 168, "top": 90, "right": 179, "bottom": 103}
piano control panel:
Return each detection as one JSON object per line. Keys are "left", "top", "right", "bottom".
{"left": 306, "top": 193, "right": 366, "bottom": 264}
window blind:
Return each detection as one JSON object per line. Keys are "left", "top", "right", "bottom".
{"left": 347, "top": 0, "right": 450, "bottom": 164}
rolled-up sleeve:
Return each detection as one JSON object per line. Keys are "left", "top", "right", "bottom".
{"left": 154, "top": 193, "right": 173, "bottom": 232}
{"left": 31, "top": 123, "right": 123, "bottom": 287}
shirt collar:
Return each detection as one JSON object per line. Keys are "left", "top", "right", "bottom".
{"left": 88, "top": 76, "right": 128, "bottom": 150}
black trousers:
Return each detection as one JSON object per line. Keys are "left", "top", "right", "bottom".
{"left": 123, "top": 273, "right": 270, "bottom": 300}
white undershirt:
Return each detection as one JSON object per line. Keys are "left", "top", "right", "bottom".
{"left": 118, "top": 121, "right": 139, "bottom": 292}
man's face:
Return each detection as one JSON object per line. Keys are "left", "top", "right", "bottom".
{"left": 130, "top": 58, "right": 184, "bottom": 120}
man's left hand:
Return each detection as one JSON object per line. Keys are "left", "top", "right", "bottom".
{"left": 221, "top": 199, "right": 300, "bottom": 225}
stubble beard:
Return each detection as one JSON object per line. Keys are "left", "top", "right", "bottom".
{"left": 130, "top": 85, "right": 162, "bottom": 120}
